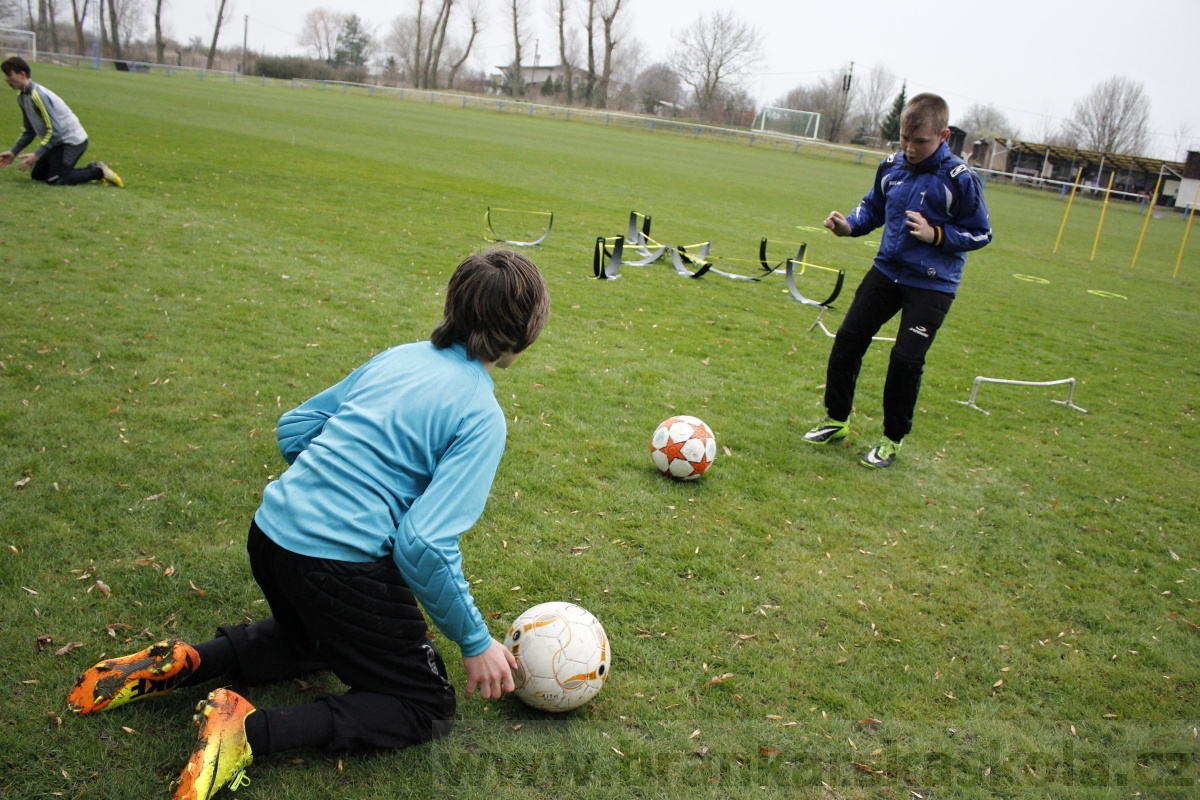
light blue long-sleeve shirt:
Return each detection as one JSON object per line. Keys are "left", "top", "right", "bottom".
{"left": 254, "top": 341, "right": 506, "bottom": 657}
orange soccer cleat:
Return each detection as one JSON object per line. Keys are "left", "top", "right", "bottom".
{"left": 171, "top": 688, "right": 257, "bottom": 800}
{"left": 66, "top": 639, "right": 199, "bottom": 714}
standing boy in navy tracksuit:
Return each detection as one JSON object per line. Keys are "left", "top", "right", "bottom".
{"left": 66, "top": 250, "right": 550, "bottom": 800}
{"left": 802, "top": 92, "right": 991, "bottom": 468}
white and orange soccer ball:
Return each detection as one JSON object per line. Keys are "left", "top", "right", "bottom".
{"left": 503, "top": 601, "right": 610, "bottom": 712}
{"left": 650, "top": 415, "right": 716, "bottom": 480}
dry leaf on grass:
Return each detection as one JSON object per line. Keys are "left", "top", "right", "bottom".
{"left": 47, "top": 712, "right": 63, "bottom": 727}
{"left": 54, "top": 642, "right": 84, "bottom": 656}
{"left": 105, "top": 623, "right": 133, "bottom": 637}
{"left": 705, "top": 672, "right": 734, "bottom": 686}
{"left": 852, "top": 762, "right": 876, "bottom": 773}
{"left": 95, "top": 580, "right": 111, "bottom": 597}
{"left": 761, "top": 747, "right": 782, "bottom": 757}
{"left": 13, "top": 476, "right": 31, "bottom": 488}
{"left": 189, "top": 580, "right": 208, "bottom": 597}
{"left": 121, "top": 726, "right": 139, "bottom": 735}
{"left": 36, "top": 634, "right": 54, "bottom": 651}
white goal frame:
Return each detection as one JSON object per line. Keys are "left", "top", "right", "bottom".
{"left": 753, "top": 105, "right": 821, "bottom": 140}
{"left": 0, "top": 27, "right": 36, "bottom": 61}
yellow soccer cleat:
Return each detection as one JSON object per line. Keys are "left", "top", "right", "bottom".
{"left": 172, "top": 688, "right": 256, "bottom": 800}
{"left": 96, "top": 161, "right": 124, "bottom": 188}
{"left": 66, "top": 639, "right": 199, "bottom": 714}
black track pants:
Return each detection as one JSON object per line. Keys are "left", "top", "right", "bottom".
{"left": 189, "top": 521, "right": 458, "bottom": 753}
{"left": 30, "top": 140, "right": 102, "bottom": 186}
{"left": 824, "top": 267, "right": 954, "bottom": 442}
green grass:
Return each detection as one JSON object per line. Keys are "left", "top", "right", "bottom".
{"left": 1, "top": 65, "right": 1199, "bottom": 799}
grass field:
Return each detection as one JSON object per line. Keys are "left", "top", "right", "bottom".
{"left": 1, "top": 65, "right": 1198, "bottom": 799}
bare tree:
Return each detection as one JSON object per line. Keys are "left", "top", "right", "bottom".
{"left": 582, "top": 0, "right": 595, "bottom": 104}
{"left": 388, "top": 0, "right": 481, "bottom": 88}
{"left": 857, "top": 65, "right": 897, "bottom": 140}
{"left": 633, "top": 61, "right": 679, "bottom": 114}
{"left": 106, "top": 0, "right": 120, "bottom": 57}
{"left": 445, "top": 0, "right": 482, "bottom": 89}
{"left": 550, "top": 0, "right": 574, "bottom": 104}
{"left": 113, "top": 0, "right": 144, "bottom": 49}
{"left": 670, "top": 10, "right": 763, "bottom": 116}
{"left": 507, "top": 0, "right": 527, "bottom": 96}
{"left": 69, "top": 0, "right": 88, "bottom": 55}
{"left": 955, "top": 103, "right": 1017, "bottom": 143}
{"left": 386, "top": 3, "right": 423, "bottom": 84}
{"left": 1171, "top": 122, "right": 1195, "bottom": 163}
{"left": 299, "top": 8, "right": 345, "bottom": 63}
{"left": 592, "top": 0, "right": 623, "bottom": 108}
{"left": 153, "top": 0, "right": 165, "bottom": 62}
{"left": 44, "top": 0, "right": 60, "bottom": 54}
{"left": 1063, "top": 75, "right": 1151, "bottom": 155}
{"left": 206, "top": 0, "right": 231, "bottom": 69}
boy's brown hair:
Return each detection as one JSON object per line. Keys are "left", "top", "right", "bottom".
{"left": 901, "top": 93, "right": 950, "bottom": 134}
{"left": 431, "top": 249, "right": 550, "bottom": 362}
{"left": 1, "top": 57, "right": 31, "bottom": 78}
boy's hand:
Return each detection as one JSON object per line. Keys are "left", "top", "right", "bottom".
{"left": 463, "top": 638, "right": 517, "bottom": 700}
{"left": 905, "top": 210, "right": 935, "bottom": 243}
{"left": 0, "top": 151, "right": 14, "bottom": 168}
{"left": 823, "top": 211, "right": 852, "bottom": 237}
{"left": 16, "top": 152, "right": 37, "bottom": 171}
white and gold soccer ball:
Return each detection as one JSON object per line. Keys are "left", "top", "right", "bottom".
{"left": 650, "top": 415, "right": 716, "bottom": 480}
{"left": 503, "top": 601, "right": 610, "bottom": 712}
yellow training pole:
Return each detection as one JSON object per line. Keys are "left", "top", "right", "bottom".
{"left": 1053, "top": 169, "right": 1084, "bottom": 253}
{"left": 1130, "top": 170, "right": 1164, "bottom": 269}
{"left": 1174, "top": 190, "right": 1199, "bottom": 278}
{"left": 1090, "top": 171, "right": 1116, "bottom": 262}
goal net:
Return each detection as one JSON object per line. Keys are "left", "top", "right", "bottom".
{"left": 0, "top": 27, "right": 36, "bottom": 60}
{"left": 753, "top": 106, "right": 821, "bottom": 140}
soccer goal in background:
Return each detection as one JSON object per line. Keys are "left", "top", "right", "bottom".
{"left": 0, "top": 28, "right": 36, "bottom": 61}
{"left": 753, "top": 106, "right": 821, "bottom": 140}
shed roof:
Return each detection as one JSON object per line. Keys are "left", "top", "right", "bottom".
{"left": 1004, "top": 139, "right": 1185, "bottom": 178}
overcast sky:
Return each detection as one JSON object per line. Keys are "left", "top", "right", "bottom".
{"left": 162, "top": 0, "right": 1199, "bottom": 160}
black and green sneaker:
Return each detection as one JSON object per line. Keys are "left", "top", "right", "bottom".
{"left": 801, "top": 417, "right": 848, "bottom": 445}
{"left": 860, "top": 437, "right": 902, "bottom": 468}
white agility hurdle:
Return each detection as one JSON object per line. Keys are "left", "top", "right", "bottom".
{"left": 957, "top": 376, "right": 1087, "bottom": 415}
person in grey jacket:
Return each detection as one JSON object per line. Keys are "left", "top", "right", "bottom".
{"left": 0, "top": 57, "right": 123, "bottom": 187}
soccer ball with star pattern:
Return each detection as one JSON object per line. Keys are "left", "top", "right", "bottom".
{"left": 650, "top": 415, "right": 717, "bottom": 480}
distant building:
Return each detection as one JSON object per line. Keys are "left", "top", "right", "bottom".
{"left": 1180, "top": 151, "right": 1200, "bottom": 211}
{"left": 491, "top": 63, "right": 577, "bottom": 96}
{"left": 966, "top": 139, "right": 1188, "bottom": 206}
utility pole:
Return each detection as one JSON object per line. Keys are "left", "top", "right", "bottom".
{"left": 241, "top": 15, "right": 248, "bottom": 75}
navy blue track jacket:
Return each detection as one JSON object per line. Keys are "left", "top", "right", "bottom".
{"left": 845, "top": 141, "right": 992, "bottom": 295}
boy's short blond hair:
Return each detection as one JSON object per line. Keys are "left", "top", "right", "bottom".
{"left": 901, "top": 93, "right": 950, "bottom": 134}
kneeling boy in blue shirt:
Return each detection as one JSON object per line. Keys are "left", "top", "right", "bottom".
{"left": 66, "top": 249, "right": 550, "bottom": 800}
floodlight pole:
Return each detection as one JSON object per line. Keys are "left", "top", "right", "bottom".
{"left": 1175, "top": 187, "right": 1199, "bottom": 278}
{"left": 1053, "top": 169, "right": 1084, "bottom": 253}
{"left": 1130, "top": 168, "right": 1164, "bottom": 269}
{"left": 1090, "top": 171, "right": 1116, "bottom": 262}
{"left": 241, "top": 15, "right": 248, "bottom": 75}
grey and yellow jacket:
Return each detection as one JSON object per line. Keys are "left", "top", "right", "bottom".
{"left": 10, "top": 80, "right": 88, "bottom": 158}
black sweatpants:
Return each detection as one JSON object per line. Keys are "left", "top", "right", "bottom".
{"left": 188, "top": 521, "right": 457, "bottom": 754}
{"left": 30, "top": 140, "right": 102, "bottom": 186}
{"left": 824, "top": 266, "right": 955, "bottom": 443}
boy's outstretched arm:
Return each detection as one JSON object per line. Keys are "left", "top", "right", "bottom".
{"left": 463, "top": 639, "right": 518, "bottom": 699}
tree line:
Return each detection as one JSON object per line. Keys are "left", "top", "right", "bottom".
{"left": 1, "top": 0, "right": 1180, "bottom": 158}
